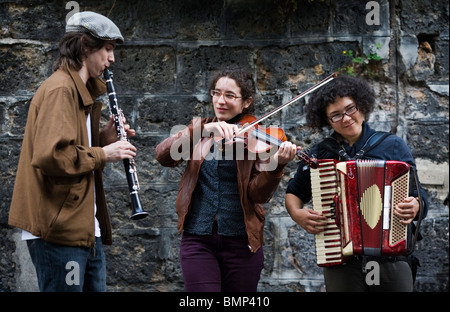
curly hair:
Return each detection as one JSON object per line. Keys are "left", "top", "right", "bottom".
{"left": 209, "top": 66, "right": 256, "bottom": 115}
{"left": 305, "top": 75, "right": 375, "bottom": 130}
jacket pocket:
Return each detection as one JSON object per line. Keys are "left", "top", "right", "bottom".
{"left": 39, "top": 177, "right": 88, "bottom": 239}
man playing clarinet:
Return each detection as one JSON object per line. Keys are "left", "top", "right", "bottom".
{"left": 8, "top": 11, "right": 136, "bottom": 292}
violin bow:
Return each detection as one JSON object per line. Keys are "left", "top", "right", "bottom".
{"left": 237, "top": 72, "right": 337, "bottom": 135}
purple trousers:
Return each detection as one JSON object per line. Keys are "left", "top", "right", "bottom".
{"left": 180, "top": 225, "right": 264, "bottom": 292}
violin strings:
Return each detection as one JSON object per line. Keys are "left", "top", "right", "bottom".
{"left": 250, "top": 128, "right": 283, "bottom": 147}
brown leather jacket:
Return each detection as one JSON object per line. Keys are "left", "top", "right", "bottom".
{"left": 9, "top": 64, "right": 112, "bottom": 247}
{"left": 155, "top": 117, "right": 286, "bottom": 252}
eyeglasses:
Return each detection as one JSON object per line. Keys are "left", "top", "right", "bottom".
{"left": 328, "top": 106, "right": 359, "bottom": 123}
{"left": 210, "top": 90, "right": 242, "bottom": 101}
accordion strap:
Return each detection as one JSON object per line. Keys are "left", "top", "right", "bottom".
{"left": 339, "top": 131, "right": 392, "bottom": 160}
{"left": 408, "top": 165, "right": 424, "bottom": 255}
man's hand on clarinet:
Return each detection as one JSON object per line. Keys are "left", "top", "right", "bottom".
{"left": 102, "top": 140, "right": 136, "bottom": 162}
{"left": 100, "top": 115, "right": 136, "bottom": 147}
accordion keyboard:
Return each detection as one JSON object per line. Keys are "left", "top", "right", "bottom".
{"left": 310, "top": 160, "right": 343, "bottom": 266}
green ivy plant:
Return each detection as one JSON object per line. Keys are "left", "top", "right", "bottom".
{"left": 339, "top": 42, "right": 383, "bottom": 77}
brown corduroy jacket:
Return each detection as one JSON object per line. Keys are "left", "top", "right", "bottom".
{"left": 9, "top": 64, "right": 112, "bottom": 247}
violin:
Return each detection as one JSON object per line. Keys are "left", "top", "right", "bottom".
{"left": 216, "top": 73, "right": 337, "bottom": 169}
{"left": 221, "top": 114, "right": 318, "bottom": 169}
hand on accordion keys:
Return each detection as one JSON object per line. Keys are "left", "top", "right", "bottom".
{"left": 394, "top": 196, "right": 420, "bottom": 225}
{"left": 293, "top": 207, "right": 329, "bottom": 235}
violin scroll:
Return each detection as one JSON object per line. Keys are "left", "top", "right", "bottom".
{"left": 296, "top": 150, "right": 318, "bottom": 169}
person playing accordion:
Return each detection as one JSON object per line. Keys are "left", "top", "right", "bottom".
{"left": 285, "top": 75, "right": 428, "bottom": 292}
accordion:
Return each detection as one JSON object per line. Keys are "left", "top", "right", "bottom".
{"left": 310, "top": 159, "right": 416, "bottom": 267}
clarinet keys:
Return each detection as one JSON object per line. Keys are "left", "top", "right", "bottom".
{"left": 104, "top": 67, "right": 149, "bottom": 220}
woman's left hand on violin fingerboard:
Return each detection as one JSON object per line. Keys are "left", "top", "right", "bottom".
{"left": 273, "top": 141, "right": 297, "bottom": 165}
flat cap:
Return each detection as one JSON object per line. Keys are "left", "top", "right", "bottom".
{"left": 66, "top": 11, "right": 124, "bottom": 44}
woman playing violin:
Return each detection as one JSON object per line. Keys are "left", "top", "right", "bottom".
{"left": 155, "top": 66, "right": 297, "bottom": 292}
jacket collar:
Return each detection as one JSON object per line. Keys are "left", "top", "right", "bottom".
{"left": 331, "top": 121, "right": 376, "bottom": 156}
{"left": 63, "top": 63, "right": 107, "bottom": 107}
{"left": 210, "top": 113, "right": 243, "bottom": 124}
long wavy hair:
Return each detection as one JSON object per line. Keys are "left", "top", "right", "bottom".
{"left": 52, "top": 32, "right": 106, "bottom": 72}
{"left": 305, "top": 75, "right": 376, "bottom": 130}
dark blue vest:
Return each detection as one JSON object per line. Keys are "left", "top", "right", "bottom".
{"left": 183, "top": 145, "right": 246, "bottom": 236}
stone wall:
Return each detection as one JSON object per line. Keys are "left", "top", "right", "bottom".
{"left": 0, "top": 0, "right": 448, "bottom": 292}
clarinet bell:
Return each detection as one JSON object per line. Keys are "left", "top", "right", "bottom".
{"left": 130, "top": 210, "right": 149, "bottom": 220}
{"left": 129, "top": 192, "right": 149, "bottom": 220}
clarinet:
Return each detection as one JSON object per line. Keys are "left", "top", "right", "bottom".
{"left": 104, "top": 68, "right": 148, "bottom": 220}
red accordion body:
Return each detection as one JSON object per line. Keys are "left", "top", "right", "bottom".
{"left": 310, "top": 159, "right": 411, "bottom": 267}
